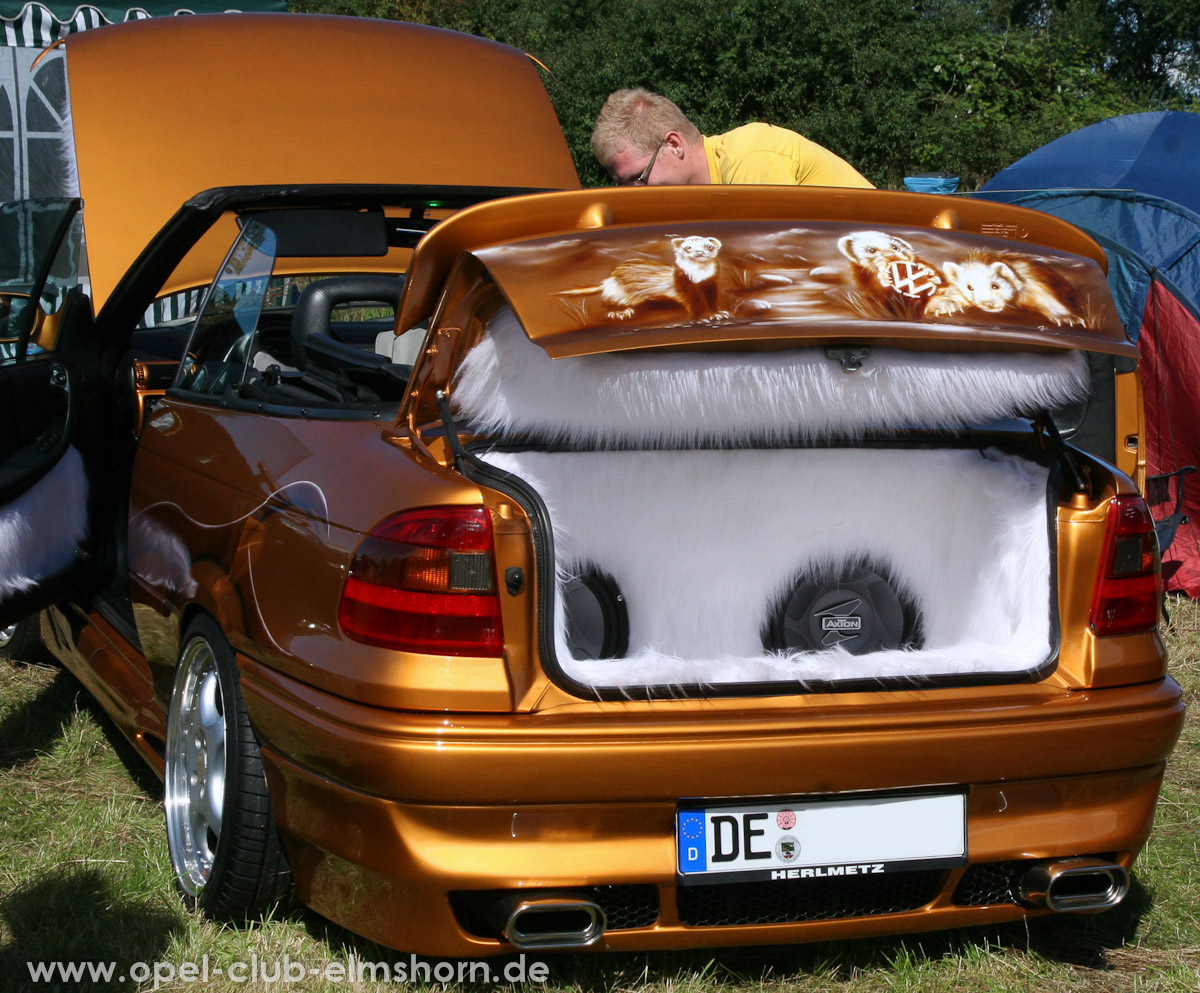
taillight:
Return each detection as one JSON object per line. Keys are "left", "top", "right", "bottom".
{"left": 1090, "top": 495, "right": 1161, "bottom": 637}
{"left": 339, "top": 507, "right": 504, "bottom": 656}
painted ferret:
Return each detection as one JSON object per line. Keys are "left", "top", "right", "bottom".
{"left": 926, "top": 251, "right": 1084, "bottom": 326}
{"left": 560, "top": 236, "right": 725, "bottom": 322}
{"left": 836, "top": 231, "right": 943, "bottom": 319}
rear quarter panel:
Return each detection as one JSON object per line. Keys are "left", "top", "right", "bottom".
{"left": 128, "top": 398, "right": 517, "bottom": 712}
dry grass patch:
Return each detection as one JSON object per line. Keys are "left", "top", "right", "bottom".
{"left": 1, "top": 603, "right": 1197, "bottom": 991}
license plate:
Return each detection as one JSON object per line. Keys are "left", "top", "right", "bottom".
{"left": 677, "top": 792, "right": 966, "bottom": 884}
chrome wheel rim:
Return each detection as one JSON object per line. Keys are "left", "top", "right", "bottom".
{"left": 164, "top": 637, "right": 227, "bottom": 897}
{"left": 0, "top": 622, "right": 16, "bottom": 648}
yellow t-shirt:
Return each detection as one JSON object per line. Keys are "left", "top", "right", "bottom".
{"left": 704, "top": 123, "right": 873, "bottom": 188}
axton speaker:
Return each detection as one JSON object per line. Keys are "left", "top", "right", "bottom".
{"left": 764, "top": 561, "right": 922, "bottom": 655}
{"left": 562, "top": 567, "right": 628, "bottom": 659}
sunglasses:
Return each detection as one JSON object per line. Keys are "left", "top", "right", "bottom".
{"left": 620, "top": 138, "right": 666, "bottom": 186}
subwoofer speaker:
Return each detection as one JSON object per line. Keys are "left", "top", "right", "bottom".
{"left": 562, "top": 568, "right": 628, "bottom": 659}
{"left": 764, "top": 561, "right": 922, "bottom": 655}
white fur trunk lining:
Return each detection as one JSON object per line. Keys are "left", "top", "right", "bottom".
{"left": 482, "top": 448, "right": 1052, "bottom": 689}
{"left": 453, "top": 307, "right": 1090, "bottom": 446}
{"left": 0, "top": 445, "right": 88, "bottom": 599}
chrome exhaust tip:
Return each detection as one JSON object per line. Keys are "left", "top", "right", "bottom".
{"left": 1018, "top": 858, "right": 1129, "bottom": 913}
{"left": 487, "top": 893, "right": 606, "bottom": 950}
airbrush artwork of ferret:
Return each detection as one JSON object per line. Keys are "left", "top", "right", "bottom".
{"left": 925, "top": 251, "right": 1084, "bottom": 326}
{"left": 835, "top": 230, "right": 943, "bottom": 319}
{"left": 560, "top": 235, "right": 725, "bottom": 322}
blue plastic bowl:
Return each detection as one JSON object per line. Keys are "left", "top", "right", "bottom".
{"left": 903, "top": 174, "right": 960, "bottom": 194}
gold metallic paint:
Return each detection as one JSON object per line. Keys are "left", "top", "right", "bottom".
{"left": 1114, "top": 367, "right": 1146, "bottom": 484}
{"left": 107, "top": 279, "right": 1180, "bottom": 956}
{"left": 129, "top": 397, "right": 518, "bottom": 713}
{"left": 258, "top": 739, "right": 1170, "bottom": 956}
{"left": 34, "top": 17, "right": 1180, "bottom": 950}
{"left": 237, "top": 653, "right": 1182, "bottom": 806}
{"left": 48, "top": 605, "right": 167, "bottom": 775}
{"left": 63, "top": 15, "right": 578, "bottom": 307}
{"left": 399, "top": 187, "right": 1113, "bottom": 335}
{"left": 471, "top": 221, "right": 1122, "bottom": 354}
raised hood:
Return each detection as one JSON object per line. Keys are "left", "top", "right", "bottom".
{"left": 60, "top": 14, "right": 579, "bottom": 307}
{"left": 401, "top": 187, "right": 1130, "bottom": 358}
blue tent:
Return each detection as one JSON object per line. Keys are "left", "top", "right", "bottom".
{"left": 977, "top": 114, "right": 1200, "bottom": 595}
{"left": 972, "top": 194, "right": 1200, "bottom": 595}
{"left": 979, "top": 111, "right": 1200, "bottom": 216}
{"left": 985, "top": 191, "right": 1200, "bottom": 336}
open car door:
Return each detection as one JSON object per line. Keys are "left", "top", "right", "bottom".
{"left": 0, "top": 197, "right": 94, "bottom": 626}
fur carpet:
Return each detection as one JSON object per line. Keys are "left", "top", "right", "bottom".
{"left": 483, "top": 447, "right": 1052, "bottom": 690}
{"left": 454, "top": 307, "right": 1090, "bottom": 447}
{"left": 0, "top": 446, "right": 88, "bottom": 598}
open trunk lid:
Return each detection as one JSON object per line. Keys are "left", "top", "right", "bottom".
{"left": 403, "top": 189, "right": 1139, "bottom": 699}
{"left": 399, "top": 186, "right": 1130, "bottom": 359}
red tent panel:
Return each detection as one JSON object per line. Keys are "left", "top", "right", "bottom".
{"left": 1139, "top": 279, "right": 1200, "bottom": 594}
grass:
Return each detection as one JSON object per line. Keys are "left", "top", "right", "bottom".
{"left": 1, "top": 607, "right": 1198, "bottom": 992}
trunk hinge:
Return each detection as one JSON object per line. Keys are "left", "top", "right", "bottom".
{"left": 1033, "top": 414, "right": 1088, "bottom": 494}
{"left": 436, "top": 390, "right": 470, "bottom": 471}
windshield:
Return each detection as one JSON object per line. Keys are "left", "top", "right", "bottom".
{"left": 176, "top": 220, "right": 277, "bottom": 396}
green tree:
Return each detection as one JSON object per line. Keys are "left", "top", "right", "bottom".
{"left": 990, "top": 0, "right": 1200, "bottom": 95}
{"left": 293, "top": 0, "right": 1196, "bottom": 188}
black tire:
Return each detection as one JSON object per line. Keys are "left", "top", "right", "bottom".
{"left": 164, "top": 615, "right": 292, "bottom": 920}
{"left": 0, "top": 614, "right": 46, "bottom": 662}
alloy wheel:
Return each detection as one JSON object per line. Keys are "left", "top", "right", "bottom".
{"left": 165, "top": 635, "right": 228, "bottom": 897}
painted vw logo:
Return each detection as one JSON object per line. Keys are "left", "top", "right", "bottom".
{"left": 887, "top": 259, "right": 941, "bottom": 298}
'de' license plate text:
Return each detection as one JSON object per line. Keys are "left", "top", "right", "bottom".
{"left": 677, "top": 792, "right": 966, "bottom": 884}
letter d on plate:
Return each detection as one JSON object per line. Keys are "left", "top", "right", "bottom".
{"left": 678, "top": 810, "right": 707, "bottom": 872}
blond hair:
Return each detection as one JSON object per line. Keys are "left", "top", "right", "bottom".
{"left": 590, "top": 89, "right": 702, "bottom": 166}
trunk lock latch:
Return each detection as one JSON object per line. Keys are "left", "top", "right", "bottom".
{"left": 826, "top": 346, "right": 870, "bottom": 373}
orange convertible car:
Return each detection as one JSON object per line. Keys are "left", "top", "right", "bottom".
{"left": 0, "top": 14, "right": 1184, "bottom": 956}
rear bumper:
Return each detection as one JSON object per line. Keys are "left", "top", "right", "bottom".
{"left": 266, "top": 757, "right": 1165, "bottom": 956}
{"left": 240, "top": 659, "right": 1184, "bottom": 955}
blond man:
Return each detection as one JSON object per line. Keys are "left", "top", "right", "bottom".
{"left": 591, "top": 88, "right": 873, "bottom": 189}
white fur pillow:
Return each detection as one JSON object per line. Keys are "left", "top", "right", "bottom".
{"left": 453, "top": 306, "right": 1090, "bottom": 446}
